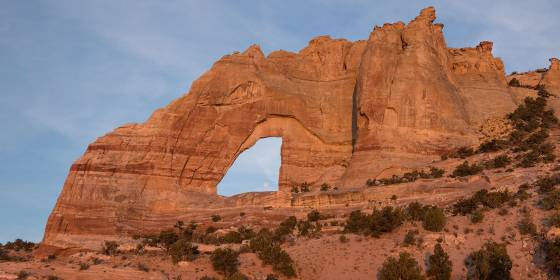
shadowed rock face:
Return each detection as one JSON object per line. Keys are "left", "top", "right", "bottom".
{"left": 44, "top": 7, "right": 559, "bottom": 247}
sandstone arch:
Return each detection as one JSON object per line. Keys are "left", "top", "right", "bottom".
{"left": 44, "top": 7, "right": 559, "bottom": 248}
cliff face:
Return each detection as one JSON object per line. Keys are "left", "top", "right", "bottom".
{"left": 44, "top": 7, "right": 559, "bottom": 247}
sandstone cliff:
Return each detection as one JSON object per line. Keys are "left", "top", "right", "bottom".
{"left": 44, "top": 7, "right": 560, "bottom": 248}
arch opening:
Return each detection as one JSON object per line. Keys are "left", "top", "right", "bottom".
{"left": 217, "top": 137, "right": 282, "bottom": 196}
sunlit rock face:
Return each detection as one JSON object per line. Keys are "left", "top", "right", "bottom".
{"left": 44, "top": 6, "right": 560, "bottom": 247}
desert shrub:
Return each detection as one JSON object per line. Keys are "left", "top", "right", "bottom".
{"left": 257, "top": 244, "right": 296, "bottom": 277}
{"left": 369, "top": 168, "right": 445, "bottom": 187}
{"left": 452, "top": 161, "right": 482, "bottom": 177}
{"left": 406, "top": 202, "right": 428, "bottom": 221}
{"left": 290, "top": 186, "right": 299, "bottom": 193}
{"left": 339, "top": 235, "right": 348, "bottom": 243}
{"left": 476, "top": 189, "right": 511, "bottom": 209}
{"left": 452, "top": 189, "right": 512, "bottom": 216}
{"left": 471, "top": 210, "right": 484, "bottom": 224}
{"left": 3, "top": 239, "right": 35, "bottom": 252}
{"left": 221, "top": 229, "right": 248, "bottom": 244}
{"left": 137, "top": 263, "right": 149, "bottom": 272}
{"left": 429, "top": 167, "right": 446, "bottom": 178}
{"left": 478, "top": 139, "right": 508, "bottom": 153}
{"left": 297, "top": 220, "right": 321, "bottom": 237}
{"left": 485, "top": 155, "right": 512, "bottom": 169}
{"left": 378, "top": 252, "right": 425, "bottom": 280}
{"left": 307, "top": 210, "right": 322, "bottom": 222}
{"left": 514, "top": 188, "right": 530, "bottom": 201}
{"left": 452, "top": 198, "right": 479, "bottom": 215}
{"left": 102, "top": 241, "right": 119, "bottom": 255}
{"left": 454, "top": 147, "right": 475, "bottom": 159}
{"left": 159, "top": 230, "right": 179, "bottom": 250}
{"left": 300, "top": 182, "right": 311, "bottom": 192}
{"left": 320, "top": 183, "right": 331, "bottom": 191}
{"left": 275, "top": 216, "right": 297, "bottom": 239}
{"left": 211, "top": 248, "right": 239, "bottom": 277}
{"left": 221, "top": 232, "right": 242, "bottom": 244}
{"left": 249, "top": 229, "right": 296, "bottom": 277}
{"left": 0, "top": 247, "right": 9, "bottom": 261}
{"left": 422, "top": 207, "right": 446, "bottom": 232}
{"left": 541, "top": 190, "right": 560, "bottom": 210}
{"left": 79, "top": 263, "right": 90, "bottom": 270}
{"left": 265, "top": 274, "right": 279, "bottom": 280}
{"left": 427, "top": 243, "right": 452, "bottom": 280}
{"left": 226, "top": 272, "right": 249, "bottom": 280}
{"left": 169, "top": 239, "right": 199, "bottom": 263}
{"left": 536, "top": 174, "right": 560, "bottom": 193}
{"left": 403, "top": 230, "right": 418, "bottom": 247}
{"left": 211, "top": 214, "right": 222, "bottom": 222}
{"left": 17, "top": 271, "right": 30, "bottom": 280}
{"left": 199, "top": 277, "right": 218, "bottom": 280}
{"left": 518, "top": 216, "right": 537, "bottom": 236}
{"left": 467, "top": 242, "right": 512, "bottom": 280}
{"left": 508, "top": 78, "right": 521, "bottom": 87}
{"left": 498, "top": 208, "right": 509, "bottom": 216}
{"left": 543, "top": 237, "right": 560, "bottom": 276}
{"left": 547, "top": 212, "right": 560, "bottom": 227}
{"left": 345, "top": 207, "right": 405, "bottom": 237}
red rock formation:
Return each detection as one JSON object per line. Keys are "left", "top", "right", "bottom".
{"left": 43, "top": 7, "right": 559, "bottom": 248}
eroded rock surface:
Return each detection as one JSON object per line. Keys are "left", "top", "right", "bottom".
{"left": 44, "top": 7, "right": 560, "bottom": 247}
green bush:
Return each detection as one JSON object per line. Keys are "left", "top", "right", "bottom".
{"left": 508, "top": 78, "right": 521, "bottom": 87}
{"left": 478, "top": 139, "right": 508, "bottom": 153}
{"left": 307, "top": 210, "right": 321, "bottom": 222}
{"left": 403, "top": 230, "right": 418, "bottom": 247}
{"left": 422, "top": 207, "right": 446, "bottom": 232}
{"left": 547, "top": 212, "right": 560, "bottom": 227}
{"left": 541, "top": 190, "right": 560, "bottom": 210}
{"left": 452, "top": 198, "right": 479, "bottom": 215}
{"left": 102, "top": 241, "right": 118, "bottom": 256}
{"left": 536, "top": 174, "right": 560, "bottom": 193}
{"left": 476, "top": 189, "right": 511, "bottom": 209}
{"left": 265, "top": 274, "right": 279, "bottom": 280}
{"left": 297, "top": 220, "right": 321, "bottom": 237}
{"left": 470, "top": 210, "right": 484, "bottom": 224}
{"left": 452, "top": 161, "right": 482, "bottom": 177}
{"left": 543, "top": 237, "right": 560, "bottom": 276}
{"left": 320, "top": 183, "right": 331, "bottom": 191}
{"left": 518, "top": 216, "right": 537, "bottom": 236}
{"left": 485, "top": 155, "right": 512, "bottom": 169}
{"left": 275, "top": 216, "right": 297, "bottom": 239}
{"left": 453, "top": 147, "right": 475, "bottom": 159}
{"left": 211, "top": 214, "right": 222, "bottom": 222}
{"left": 427, "top": 244, "right": 452, "bottom": 280}
{"left": 221, "top": 226, "right": 256, "bottom": 244}
{"left": 211, "top": 248, "right": 239, "bottom": 277}
{"left": 468, "top": 242, "right": 512, "bottom": 280}
{"left": 249, "top": 229, "right": 296, "bottom": 277}
{"left": 367, "top": 168, "right": 445, "bottom": 187}
{"left": 344, "top": 207, "right": 405, "bottom": 237}
{"left": 169, "top": 239, "right": 199, "bottom": 263}
{"left": 159, "top": 230, "right": 179, "bottom": 250}
{"left": 226, "top": 272, "right": 249, "bottom": 280}
{"left": 452, "top": 189, "right": 512, "bottom": 216}
{"left": 406, "top": 202, "right": 428, "bottom": 221}
{"left": 300, "top": 182, "right": 311, "bottom": 192}
{"left": 3, "top": 239, "right": 35, "bottom": 252}
{"left": 378, "top": 252, "right": 425, "bottom": 280}
{"left": 257, "top": 244, "right": 296, "bottom": 277}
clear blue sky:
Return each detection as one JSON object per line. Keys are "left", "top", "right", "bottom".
{"left": 1, "top": 0, "right": 558, "bottom": 243}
